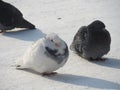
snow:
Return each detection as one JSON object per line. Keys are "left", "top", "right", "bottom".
{"left": 0, "top": 0, "right": 120, "bottom": 90}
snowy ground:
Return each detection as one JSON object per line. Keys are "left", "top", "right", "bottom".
{"left": 0, "top": 0, "right": 120, "bottom": 90}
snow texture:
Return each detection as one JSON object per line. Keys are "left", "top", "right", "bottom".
{"left": 0, "top": 0, "right": 120, "bottom": 90}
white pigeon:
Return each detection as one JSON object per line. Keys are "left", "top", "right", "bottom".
{"left": 16, "top": 33, "right": 69, "bottom": 76}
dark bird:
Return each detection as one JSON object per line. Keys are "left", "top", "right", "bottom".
{"left": 0, "top": 0, "right": 35, "bottom": 33}
{"left": 70, "top": 20, "right": 111, "bottom": 61}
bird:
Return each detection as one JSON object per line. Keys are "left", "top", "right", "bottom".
{"left": 0, "top": 0, "right": 35, "bottom": 33}
{"left": 16, "top": 33, "right": 69, "bottom": 76}
{"left": 70, "top": 20, "right": 111, "bottom": 61}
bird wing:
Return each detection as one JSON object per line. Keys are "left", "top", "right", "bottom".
{"left": 74, "top": 26, "right": 88, "bottom": 54}
{"left": 103, "top": 29, "right": 111, "bottom": 45}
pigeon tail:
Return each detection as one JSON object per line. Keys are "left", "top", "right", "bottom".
{"left": 16, "top": 19, "right": 35, "bottom": 29}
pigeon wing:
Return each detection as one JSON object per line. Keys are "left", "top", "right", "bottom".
{"left": 70, "top": 26, "right": 88, "bottom": 55}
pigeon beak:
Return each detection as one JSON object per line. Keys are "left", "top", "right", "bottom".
{"left": 55, "top": 43, "right": 60, "bottom": 47}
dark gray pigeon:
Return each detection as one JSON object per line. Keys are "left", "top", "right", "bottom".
{"left": 0, "top": 0, "right": 35, "bottom": 33}
{"left": 70, "top": 20, "right": 111, "bottom": 60}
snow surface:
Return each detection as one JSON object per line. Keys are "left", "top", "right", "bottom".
{"left": 0, "top": 0, "right": 120, "bottom": 90}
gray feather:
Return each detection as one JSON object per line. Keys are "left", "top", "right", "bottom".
{"left": 45, "top": 43, "right": 69, "bottom": 64}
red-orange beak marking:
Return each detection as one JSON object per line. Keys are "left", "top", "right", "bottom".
{"left": 55, "top": 43, "right": 60, "bottom": 47}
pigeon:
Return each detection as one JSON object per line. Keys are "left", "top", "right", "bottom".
{"left": 0, "top": 0, "right": 35, "bottom": 33}
{"left": 70, "top": 20, "right": 111, "bottom": 60}
{"left": 16, "top": 33, "right": 69, "bottom": 76}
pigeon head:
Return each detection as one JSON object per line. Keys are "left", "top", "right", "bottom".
{"left": 88, "top": 20, "right": 105, "bottom": 30}
{"left": 44, "top": 33, "right": 68, "bottom": 61}
{"left": 44, "top": 33, "right": 66, "bottom": 50}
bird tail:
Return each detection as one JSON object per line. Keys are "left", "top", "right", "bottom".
{"left": 16, "top": 18, "right": 35, "bottom": 29}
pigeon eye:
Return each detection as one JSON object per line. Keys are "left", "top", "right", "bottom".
{"left": 51, "top": 39, "right": 53, "bottom": 42}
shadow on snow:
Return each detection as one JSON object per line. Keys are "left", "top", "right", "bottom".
{"left": 3, "top": 28, "right": 46, "bottom": 41}
{"left": 46, "top": 73, "right": 120, "bottom": 89}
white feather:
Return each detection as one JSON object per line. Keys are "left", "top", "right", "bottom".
{"left": 16, "top": 33, "right": 68, "bottom": 73}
